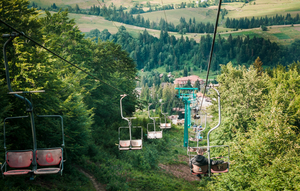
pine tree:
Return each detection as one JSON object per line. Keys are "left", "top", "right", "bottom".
{"left": 253, "top": 56, "right": 263, "bottom": 75}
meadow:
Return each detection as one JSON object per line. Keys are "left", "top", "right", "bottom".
{"left": 36, "top": 0, "right": 300, "bottom": 46}
{"left": 225, "top": 0, "right": 300, "bottom": 19}
{"left": 137, "top": 8, "right": 218, "bottom": 25}
{"left": 32, "top": 0, "right": 200, "bottom": 9}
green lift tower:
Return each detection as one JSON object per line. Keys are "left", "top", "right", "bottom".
{"left": 175, "top": 87, "right": 197, "bottom": 147}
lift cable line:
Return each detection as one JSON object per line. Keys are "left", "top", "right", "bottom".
{"left": 199, "top": 0, "right": 223, "bottom": 113}
{"left": 0, "top": 18, "right": 129, "bottom": 96}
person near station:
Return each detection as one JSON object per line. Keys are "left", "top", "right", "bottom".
{"left": 189, "top": 148, "right": 224, "bottom": 170}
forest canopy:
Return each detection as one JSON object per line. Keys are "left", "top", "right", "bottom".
{"left": 0, "top": 0, "right": 300, "bottom": 190}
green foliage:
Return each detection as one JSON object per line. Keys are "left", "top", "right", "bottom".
{"left": 253, "top": 56, "right": 263, "bottom": 75}
{"left": 207, "top": 63, "right": 300, "bottom": 190}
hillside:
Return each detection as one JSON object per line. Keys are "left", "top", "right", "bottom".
{"left": 1, "top": 0, "right": 300, "bottom": 190}
{"left": 33, "top": 0, "right": 300, "bottom": 46}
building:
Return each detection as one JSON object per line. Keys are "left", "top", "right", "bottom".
{"left": 173, "top": 75, "right": 204, "bottom": 87}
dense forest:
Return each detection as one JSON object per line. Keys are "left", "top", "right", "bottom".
{"left": 1, "top": 0, "right": 300, "bottom": 190}
{"left": 86, "top": 27, "right": 300, "bottom": 84}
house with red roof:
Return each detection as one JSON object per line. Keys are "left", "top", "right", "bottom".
{"left": 173, "top": 75, "right": 204, "bottom": 87}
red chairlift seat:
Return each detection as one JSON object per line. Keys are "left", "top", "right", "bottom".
{"left": 3, "top": 150, "right": 33, "bottom": 176}
{"left": 119, "top": 140, "right": 143, "bottom": 150}
{"left": 160, "top": 123, "right": 171, "bottom": 129}
{"left": 34, "top": 148, "right": 62, "bottom": 175}
{"left": 130, "top": 140, "right": 142, "bottom": 150}
{"left": 160, "top": 123, "right": 167, "bottom": 129}
{"left": 119, "top": 140, "right": 131, "bottom": 150}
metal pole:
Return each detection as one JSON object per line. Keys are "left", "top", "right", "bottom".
{"left": 161, "top": 103, "right": 167, "bottom": 124}
{"left": 183, "top": 98, "right": 190, "bottom": 147}
{"left": 148, "top": 103, "right": 156, "bottom": 132}
{"left": 3, "top": 34, "right": 37, "bottom": 173}
{"left": 120, "top": 94, "right": 131, "bottom": 141}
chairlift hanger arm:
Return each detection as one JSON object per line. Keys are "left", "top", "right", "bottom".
{"left": 207, "top": 87, "right": 221, "bottom": 177}
{"left": 120, "top": 94, "right": 131, "bottom": 123}
{"left": 2, "top": 33, "right": 33, "bottom": 109}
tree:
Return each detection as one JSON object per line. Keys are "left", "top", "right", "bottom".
{"left": 261, "top": 25, "right": 268, "bottom": 31}
{"left": 253, "top": 56, "right": 263, "bottom": 75}
{"left": 193, "top": 80, "right": 201, "bottom": 91}
{"left": 183, "top": 66, "right": 188, "bottom": 77}
{"left": 75, "top": 4, "right": 80, "bottom": 13}
{"left": 210, "top": 64, "right": 300, "bottom": 190}
{"left": 184, "top": 80, "right": 192, "bottom": 88}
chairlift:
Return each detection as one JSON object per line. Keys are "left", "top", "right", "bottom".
{"left": 160, "top": 103, "right": 171, "bottom": 129}
{"left": 189, "top": 146, "right": 229, "bottom": 177}
{"left": 118, "top": 94, "right": 143, "bottom": 150}
{"left": 189, "top": 87, "right": 230, "bottom": 177}
{"left": 1, "top": 32, "right": 65, "bottom": 179}
{"left": 188, "top": 113, "right": 206, "bottom": 148}
{"left": 147, "top": 103, "right": 162, "bottom": 139}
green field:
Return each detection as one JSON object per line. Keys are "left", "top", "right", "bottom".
{"left": 225, "top": 0, "right": 300, "bottom": 19}
{"left": 138, "top": 8, "right": 218, "bottom": 25}
{"left": 39, "top": 0, "right": 300, "bottom": 46}
{"left": 220, "top": 30, "right": 261, "bottom": 39}
{"left": 273, "top": 33, "right": 291, "bottom": 40}
{"left": 31, "top": 0, "right": 200, "bottom": 9}
{"left": 60, "top": 11, "right": 300, "bottom": 46}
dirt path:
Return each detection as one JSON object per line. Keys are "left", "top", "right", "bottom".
{"left": 159, "top": 155, "right": 200, "bottom": 182}
{"left": 78, "top": 168, "right": 106, "bottom": 191}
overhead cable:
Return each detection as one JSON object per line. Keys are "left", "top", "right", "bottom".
{"left": 199, "top": 0, "right": 223, "bottom": 112}
{"left": 0, "top": 18, "right": 128, "bottom": 95}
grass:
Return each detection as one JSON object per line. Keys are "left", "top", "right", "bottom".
{"left": 40, "top": 1, "right": 300, "bottom": 48}
{"left": 225, "top": 0, "right": 300, "bottom": 19}
{"left": 138, "top": 8, "right": 218, "bottom": 25}
{"left": 0, "top": 167, "right": 96, "bottom": 190}
{"left": 218, "top": 25, "right": 300, "bottom": 46}
{"left": 273, "top": 33, "right": 291, "bottom": 40}
{"left": 39, "top": 0, "right": 300, "bottom": 46}
{"left": 220, "top": 30, "right": 262, "bottom": 39}
{"left": 34, "top": 0, "right": 300, "bottom": 21}
{"left": 32, "top": 0, "right": 202, "bottom": 9}
{"left": 78, "top": 121, "right": 211, "bottom": 190}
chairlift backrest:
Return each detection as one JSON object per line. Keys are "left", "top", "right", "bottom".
{"left": 36, "top": 148, "right": 62, "bottom": 166}
{"left": 119, "top": 140, "right": 131, "bottom": 149}
{"left": 192, "top": 164, "right": 208, "bottom": 174}
{"left": 131, "top": 140, "right": 142, "bottom": 147}
{"left": 6, "top": 150, "right": 33, "bottom": 168}
{"left": 211, "top": 163, "right": 228, "bottom": 171}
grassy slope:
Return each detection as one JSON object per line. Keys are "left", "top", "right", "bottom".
{"left": 78, "top": 122, "right": 211, "bottom": 190}
{"left": 32, "top": 0, "right": 198, "bottom": 9}
{"left": 0, "top": 168, "right": 96, "bottom": 191}
{"left": 225, "top": 0, "right": 300, "bottom": 19}
{"left": 37, "top": 0, "right": 300, "bottom": 45}
{"left": 138, "top": 8, "right": 218, "bottom": 25}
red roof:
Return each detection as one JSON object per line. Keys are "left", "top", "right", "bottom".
{"left": 174, "top": 75, "right": 203, "bottom": 85}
